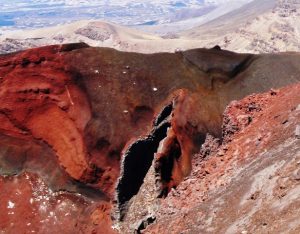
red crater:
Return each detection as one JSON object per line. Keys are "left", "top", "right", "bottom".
{"left": 0, "top": 43, "right": 299, "bottom": 233}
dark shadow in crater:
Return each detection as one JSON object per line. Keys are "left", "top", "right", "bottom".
{"left": 116, "top": 104, "right": 173, "bottom": 220}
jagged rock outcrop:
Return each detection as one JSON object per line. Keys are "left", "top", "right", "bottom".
{"left": 0, "top": 43, "right": 299, "bottom": 233}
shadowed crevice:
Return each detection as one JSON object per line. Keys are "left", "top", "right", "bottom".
{"left": 154, "top": 103, "right": 173, "bottom": 126}
{"left": 229, "top": 54, "right": 256, "bottom": 78}
{"left": 116, "top": 104, "right": 174, "bottom": 220}
{"left": 136, "top": 216, "right": 156, "bottom": 234}
{"left": 116, "top": 121, "right": 170, "bottom": 220}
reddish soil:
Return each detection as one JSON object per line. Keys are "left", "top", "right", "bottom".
{"left": 0, "top": 172, "right": 114, "bottom": 234}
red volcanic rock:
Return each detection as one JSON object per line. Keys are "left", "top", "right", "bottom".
{"left": 0, "top": 44, "right": 92, "bottom": 181}
{"left": 0, "top": 172, "right": 115, "bottom": 234}
{"left": 1, "top": 43, "right": 300, "bottom": 232}
{"left": 144, "top": 82, "right": 300, "bottom": 234}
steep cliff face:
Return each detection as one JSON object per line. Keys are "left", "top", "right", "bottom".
{"left": 0, "top": 43, "right": 299, "bottom": 233}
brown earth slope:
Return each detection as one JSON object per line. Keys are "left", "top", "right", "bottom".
{"left": 0, "top": 43, "right": 299, "bottom": 233}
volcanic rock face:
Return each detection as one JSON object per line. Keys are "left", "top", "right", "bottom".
{"left": 0, "top": 43, "right": 299, "bottom": 233}
{"left": 144, "top": 82, "right": 300, "bottom": 234}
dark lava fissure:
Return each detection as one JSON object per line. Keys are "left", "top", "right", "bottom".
{"left": 116, "top": 97, "right": 223, "bottom": 220}
{"left": 136, "top": 215, "right": 156, "bottom": 234}
{"left": 116, "top": 104, "right": 173, "bottom": 220}
{"left": 153, "top": 103, "right": 173, "bottom": 126}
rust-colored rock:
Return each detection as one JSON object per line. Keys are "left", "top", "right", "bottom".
{"left": 0, "top": 172, "right": 115, "bottom": 234}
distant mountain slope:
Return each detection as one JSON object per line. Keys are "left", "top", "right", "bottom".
{"left": 0, "top": 20, "right": 203, "bottom": 54}
{"left": 181, "top": 0, "right": 276, "bottom": 37}
{"left": 0, "top": 0, "right": 300, "bottom": 54}
{"left": 181, "top": 0, "right": 300, "bottom": 53}
{"left": 135, "top": 0, "right": 255, "bottom": 34}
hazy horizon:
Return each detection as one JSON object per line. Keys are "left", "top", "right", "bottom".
{"left": 0, "top": 0, "right": 246, "bottom": 30}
